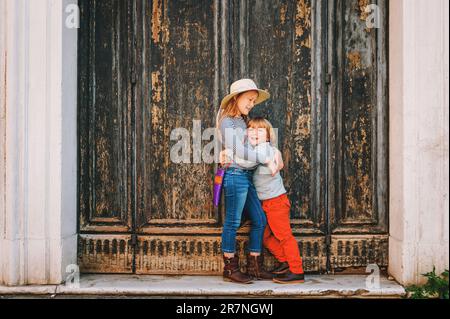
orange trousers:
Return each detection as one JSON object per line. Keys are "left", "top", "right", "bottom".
{"left": 262, "top": 193, "right": 304, "bottom": 274}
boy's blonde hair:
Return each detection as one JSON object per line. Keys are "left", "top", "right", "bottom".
{"left": 247, "top": 117, "right": 277, "bottom": 145}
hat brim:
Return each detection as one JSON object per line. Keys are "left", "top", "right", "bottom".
{"left": 220, "top": 89, "right": 270, "bottom": 109}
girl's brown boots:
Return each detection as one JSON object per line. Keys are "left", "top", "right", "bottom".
{"left": 246, "top": 254, "right": 275, "bottom": 280}
{"left": 223, "top": 255, "right": 253, "bottom": 284}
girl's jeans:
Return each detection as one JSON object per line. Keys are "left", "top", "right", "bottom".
{"left": 221, "top": 167, "right": 267, "bottom": 254}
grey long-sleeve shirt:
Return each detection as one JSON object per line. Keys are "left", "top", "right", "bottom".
{"left": 232, "top": 142, "right": 286, "bottom": 200}
{"left": 219, "top": 116, "right": 269, "bottom": 169}
{"left": 251, "top": 142, "right": 287, "bottom": 200}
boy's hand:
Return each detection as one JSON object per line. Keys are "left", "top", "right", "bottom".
{"left": 274, "top": 149, "right": 284, "bottom": 171}
{"left": 267, "top": 160, "right": 279, "bottom": 176}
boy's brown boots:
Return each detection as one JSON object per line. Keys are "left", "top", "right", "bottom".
{"left": 271, "top": 261, "right": 289, "bottom": 274}
{"left": 246, "top": 254, "right": 275, "bottom": 280}
{"left": 223, "top": 255, "right": 253, "bottom": 284}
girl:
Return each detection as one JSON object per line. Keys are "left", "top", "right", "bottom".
{"left": 216, "top": 79, "right": 280, "bottom": 284}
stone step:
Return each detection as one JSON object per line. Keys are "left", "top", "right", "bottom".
{"left": 1, "top": 274, "right": 405, "bottom": 298}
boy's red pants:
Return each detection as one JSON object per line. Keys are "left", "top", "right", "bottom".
{"left": 262, "top": 193, "right": 304, "bottom": 274}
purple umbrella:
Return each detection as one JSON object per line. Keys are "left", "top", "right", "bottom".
{"left": 213, "top": 166, "right": 226, "bottom": 207}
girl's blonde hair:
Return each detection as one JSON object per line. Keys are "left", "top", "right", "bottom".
{"left": 215, "top": 93, "right": 243, "bottom": 131}
{"left": 247, "top": 117, "right": 277, "bottom": 145}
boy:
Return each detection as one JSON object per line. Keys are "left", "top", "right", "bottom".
{"left": 220, "top": 117, "right": 305, "bottom": 284}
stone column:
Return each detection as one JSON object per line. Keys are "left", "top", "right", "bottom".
{"left": 0, "top": 0, "right": 78, "bottom": 285}
{"left": 389, "top": 0, "right": 449, "bottom": 285}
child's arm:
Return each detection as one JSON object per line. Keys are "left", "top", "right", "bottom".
{"left": 220, "top": 118, "right": 270, "bottom": 164}
{"left": 273, "top": 148, "right": 284, "bottom": 171}
{"left": 219, "top": 148, "right": 258, "bottom": 169}
{"left": 239, "top": 144, "right": 280, "bottom": 170}
{"left": 235, "top": 155, "right": 259, "bottom": 169}
{"left": 246, "top": 144, "right": 279, "bottom": 176}
{"left": 267, "top": 146, "right": 281, "bottom": 176}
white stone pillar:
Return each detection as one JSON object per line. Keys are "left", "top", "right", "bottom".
{"left": 0, "top": 0, "right": 78, "bottom": 285}
{"left": 389, "top": 0, "right": 449, "bottom": 285}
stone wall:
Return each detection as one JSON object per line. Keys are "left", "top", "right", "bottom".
{"left": 389, "top": 0, "right": 449, "bottom": 285}
{"left": 0, "top": 0, "right": 78, "bottom": 285}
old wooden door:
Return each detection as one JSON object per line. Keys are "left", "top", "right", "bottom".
{"left": 78, "top": 0, "right": 388, "bottom": 274}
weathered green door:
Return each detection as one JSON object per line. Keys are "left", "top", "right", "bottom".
{"left": 78, "top": 0, "right": 388, "bottom": 274}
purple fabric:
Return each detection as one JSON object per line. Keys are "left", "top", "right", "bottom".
{"left": 213, "top": 167, "right": 226, "bottom": 207}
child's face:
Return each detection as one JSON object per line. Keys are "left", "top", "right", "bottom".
{"left": 248, "top": 127, "right": 268, "bottom": 146}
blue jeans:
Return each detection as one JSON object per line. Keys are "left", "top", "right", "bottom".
{"left": 221, "top": 167, "right": 267, "bottom": 254}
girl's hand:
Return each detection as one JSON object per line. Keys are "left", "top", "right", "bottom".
{"left": 219, "top": 149, "right": 233, "bottom": 166}
{"left": 267, "top": 160, "right": 279, "bottom": 176}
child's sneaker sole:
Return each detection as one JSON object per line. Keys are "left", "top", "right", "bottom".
{"left": 272, "top": 278, "right": 305, "bottom": 284}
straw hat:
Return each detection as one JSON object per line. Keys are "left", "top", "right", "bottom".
{"left": 220, "top": 79, "right": 270, "bottom": 109}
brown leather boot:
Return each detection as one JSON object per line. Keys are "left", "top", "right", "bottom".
{"left": 271, "top": 261, "right": 289, "bottom": 274}
{"left": 223, "top": 255, "right": 253, "bottom": 284}
{"left": 246, "top": 254, "right": 275, "bottom": 280}
{"left": 273, "top": 270, "right": 305, "bottom": 284}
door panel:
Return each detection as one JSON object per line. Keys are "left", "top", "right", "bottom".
{"left": 135, "top": 0, "right": 220, "bottom": 230}
{"left": 78, "top": 0, "right": 133, "bottom": 233}
{"left": 134, "top": 0, "right": 229, "bottom": 274}
{"left": 77, "top": 0, "right": 134, "bottom": 272}
{"left": 327, "top": 0, "right": 388, "bottom": 271}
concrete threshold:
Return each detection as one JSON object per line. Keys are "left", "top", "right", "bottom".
{"left": 0, "top": 274, "right": 406, "bottom": 298}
